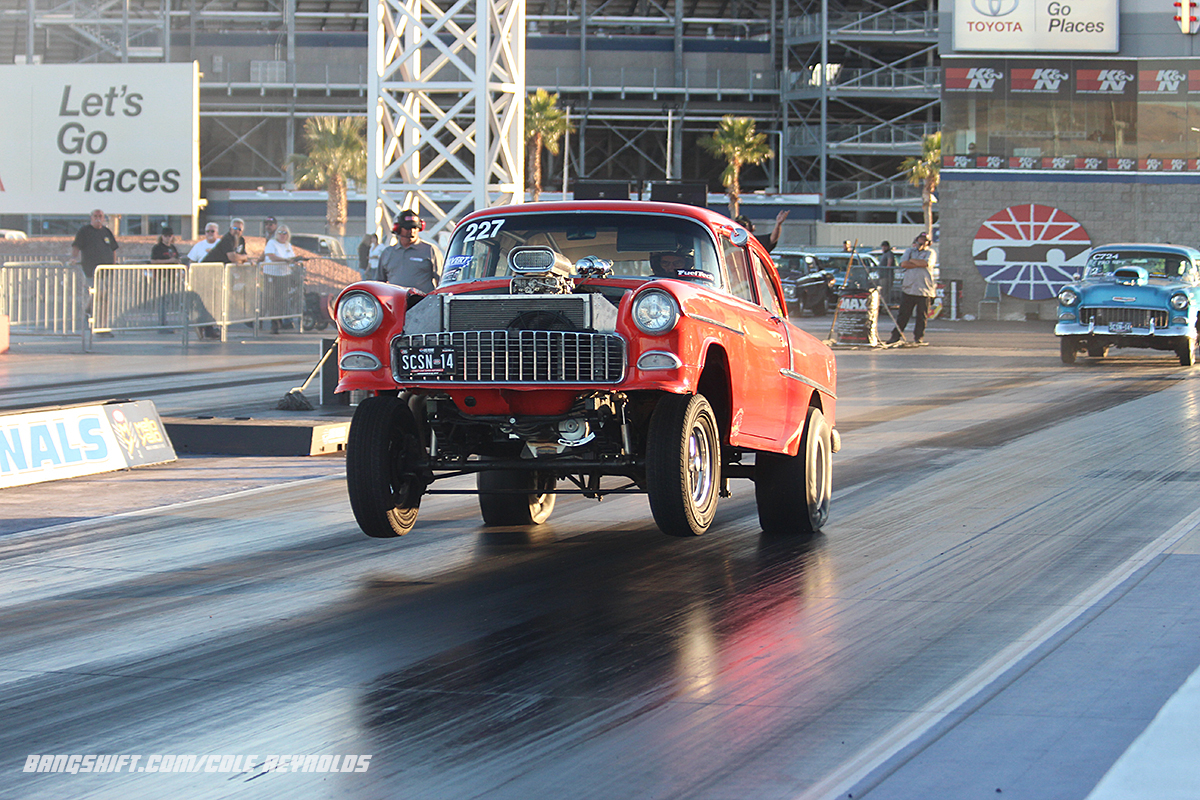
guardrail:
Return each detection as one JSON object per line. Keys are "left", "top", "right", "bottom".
{"left": 0, "top": 261, "right": 89, "bottom": 349}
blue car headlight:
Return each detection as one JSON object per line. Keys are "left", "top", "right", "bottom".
{"left": 1170, "top": 292, "right": 1189, "bottom": 311}
{"left": 1058, "top": 288, "right": 1080, "bottom": 307}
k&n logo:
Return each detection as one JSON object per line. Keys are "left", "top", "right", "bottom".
{"left": 1156, "top": 70, "right": 1186, "bottom": 92}
{"left": 1031, "top": 69, "right": 1069, "bottom": 91}
{"left": 1095, "top": 70, "right": 1133, "bottom": 92}
{"left": 968, "top": 68, "right": 1004, "bottom": 89}
{"left": 1078, "top": 69, "right": 1135, "bottom": 94}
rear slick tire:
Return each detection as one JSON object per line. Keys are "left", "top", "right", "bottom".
{"left": 1060, "top": 337, "right": 1078, "bottom": 365}
{"left": 1178, "top": 337, "right": 1197, "bottom": 367}
{"left": 755, "top": 407, "right": 833, "bottom": 535}
{"left": 477, "top": 470, "right": 557, "bottom": 526}
{"left": 346, "top": 395, "right": 424, "bottom": 538}
{"left": 646, "top": 393, "right": 721, "bottom": 537}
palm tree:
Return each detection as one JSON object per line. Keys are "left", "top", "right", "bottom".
{"left": 287, "top": 117, "right": 367, "bottom": 237}
{"left": 699, "top": 116, "right": 774, "bottom": 218}
{"left": 525, "top": 89, "right": 573, "bottom": 201}
{"left": 900, "top": 131, "right": 941, "bottom": 239}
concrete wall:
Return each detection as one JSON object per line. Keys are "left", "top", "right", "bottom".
{"left": 939, "top": 177, "right": 1200, "bottom": 320}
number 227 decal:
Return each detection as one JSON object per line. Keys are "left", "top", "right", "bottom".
{"left": 461, "top": 218, "right": 506, "bottom": 244}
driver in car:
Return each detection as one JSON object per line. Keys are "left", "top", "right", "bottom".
{"left": 650, "top": 249, "right": 693, "bottom": 278}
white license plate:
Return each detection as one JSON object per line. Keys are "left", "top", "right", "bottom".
{"left": 397, "top": 346, "right": 456, "bottom": 377}
{"left": 1108, "top": 321, "right": 1132, "bottom": 333}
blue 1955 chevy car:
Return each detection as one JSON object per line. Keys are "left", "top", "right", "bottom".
{"left": 1056, "top": 243, "right": 1200, "bottom": 366}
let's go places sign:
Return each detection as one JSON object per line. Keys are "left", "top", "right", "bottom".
{"left": 0, "top": 400, "right": 176, "bottom": 489}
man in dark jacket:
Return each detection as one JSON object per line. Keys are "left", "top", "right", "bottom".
{"left": 71, "top": 209, "right": 119, "bottom": 282}
{"left": 203, "top": 219, "right": 250, "bottom": 265}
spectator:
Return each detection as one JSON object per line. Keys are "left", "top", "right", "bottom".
{"left": 368, "top": 235, "right": 386, "bottom": 281}
{"left": 876, "top": 239, "right": 898, "bottom": 305}
{"left": 878, "top": 240, "right": 896, "bottom": 268}
{"left": 843, "top": 240, "right": 854, "bottom": 252}
{"left": 887, "top": 232, "right": 938, "bottom": 345}
{"left": 204, "top": 219, "right": 250, "bottom": 265}
{"left": 148, "top": 226, "right": 181, "bottom": 332}
{"left": 379, "top": 209, "right": 442, "bottom": 292}
{"left": 71, "top": 209, "right": 118, "bottom": 328}
{"left": 150, "top": 226, "right": 181, "bottom": 263}
{"left": 734, "top": 211, "right": 788, "bottom": 254}
{"left": 262, "top": 225, "right": 302, "bottom": 333}
{"left": 71, "top": 208, "right": 119, "bottom": 284}
{"left": 186, "top": 223, "right": 221, "bottom": 263}
{"left": 263, "top": 216, "right": 278, "bottom": 240}
{"left": 197, "top": 218, "right": 249, "bottom": 339}
{"left": 357, "top": 233, "right": 378, "bottom": 280}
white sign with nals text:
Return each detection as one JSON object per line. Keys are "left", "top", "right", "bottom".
{"left": 0, "top": 63, "right": 199, "bottom": 215}
{"left": 954, "top": 0, "right": 1118, "bottom": 53}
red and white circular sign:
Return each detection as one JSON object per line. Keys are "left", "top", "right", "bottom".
{"left": 972, "top": 204, "right": 1091, "bottom": 300}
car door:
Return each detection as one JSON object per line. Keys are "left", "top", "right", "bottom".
{"left": 720, "top": 240, "right": 791, "bottom": 448}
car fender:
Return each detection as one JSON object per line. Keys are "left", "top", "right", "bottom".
{"left": 335, "top": 281, "right": 425, "bottom": 393}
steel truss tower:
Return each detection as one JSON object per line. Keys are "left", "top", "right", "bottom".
{"left": 784, "top": 0, "right": 938, "bottom": 222}
{"left": 368, "top": 0, "right": 525, "bottom": 236}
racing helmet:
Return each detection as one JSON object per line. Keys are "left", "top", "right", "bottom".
{"left": 650, "top": 248, "right": 694, "bottom": 277}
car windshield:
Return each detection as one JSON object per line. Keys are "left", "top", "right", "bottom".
{"left": 1085, "top": 251, "right": 1192, "bottom": 279}
{"left": 442, "top": 212, "right": 722, "bottom": 286}
{"left": 773, "top": 255, "right": 817, "bottom": 277}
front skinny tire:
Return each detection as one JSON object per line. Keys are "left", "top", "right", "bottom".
{"left": 346, "top": 395, "right": 424, "bottom": 538}
{"left": 645, "top": 393, "right": 721, "bottom": 537}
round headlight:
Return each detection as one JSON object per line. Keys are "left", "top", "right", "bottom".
{"left": 1057, "top": 288, "right": 1079, "bottom": 307}
{"left": 632, "top": 289, "right": 680, "bottom": 335}
{"left": 1170, "top": 293, "right": 1190, "bottom": 311}
{"left": 337, "top": 291, "right": 383, "bottom": 337}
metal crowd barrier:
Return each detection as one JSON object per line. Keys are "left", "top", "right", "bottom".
{"left": 0, "top": 261, "right": 89, "bottom": 349}
{"left": 259, "top": 264, "right": 306, "bottom": 331}
{"left": 91, "top": 261, "right": 306, "bottom": 347}
{"left": 92, "top": 265, "right": 191, "bottom": 348}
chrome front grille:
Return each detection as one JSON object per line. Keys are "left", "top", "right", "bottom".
{"left": 395, "top": 330, "right": 626, "bottom": 383}
{"left": 1080, "top": 307, "right": 1168, "bottom": 328}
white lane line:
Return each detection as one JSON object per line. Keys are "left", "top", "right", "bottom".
{"left": 0, "top": 474, "right": 345, "bottom": 545}
{"left": 798, "top": 501, "right": 1200, "bottom": 800}
{"left": 1085, "top": 622, "right": 1200, "bottom": 799}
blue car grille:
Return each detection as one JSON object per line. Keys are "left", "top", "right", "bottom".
{"left": 1079, "top": 307, "right": 1168, "bottom": 328}
{"left": 394, "top": 330, "right": 626, "bottom": 383}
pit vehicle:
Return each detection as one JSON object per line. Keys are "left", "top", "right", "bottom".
{"left": 335, "top": 201, "right": 839, "bottom": 539}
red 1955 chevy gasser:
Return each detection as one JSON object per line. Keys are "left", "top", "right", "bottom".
{"left": 334, "top": 201, "right": 839, "bottom": 539}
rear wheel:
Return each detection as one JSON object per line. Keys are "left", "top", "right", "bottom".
{"left": 1060, "top": 337, "right": 1078, "bottom": 365}
{"left": 646, "top": 394, "right": 721, "bottom": 537}
{"left": 755, "top": 407, "right": 832, "bottom": 535}
{"left": 477, "top": 470, "right": 557, "bottom": 526}
{"left": 346, "top": 395, "right": 424, "bottom": 538}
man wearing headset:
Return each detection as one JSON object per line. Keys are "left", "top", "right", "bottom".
{"left": 379, "top": 209, "right": 443, "bottom": 292}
